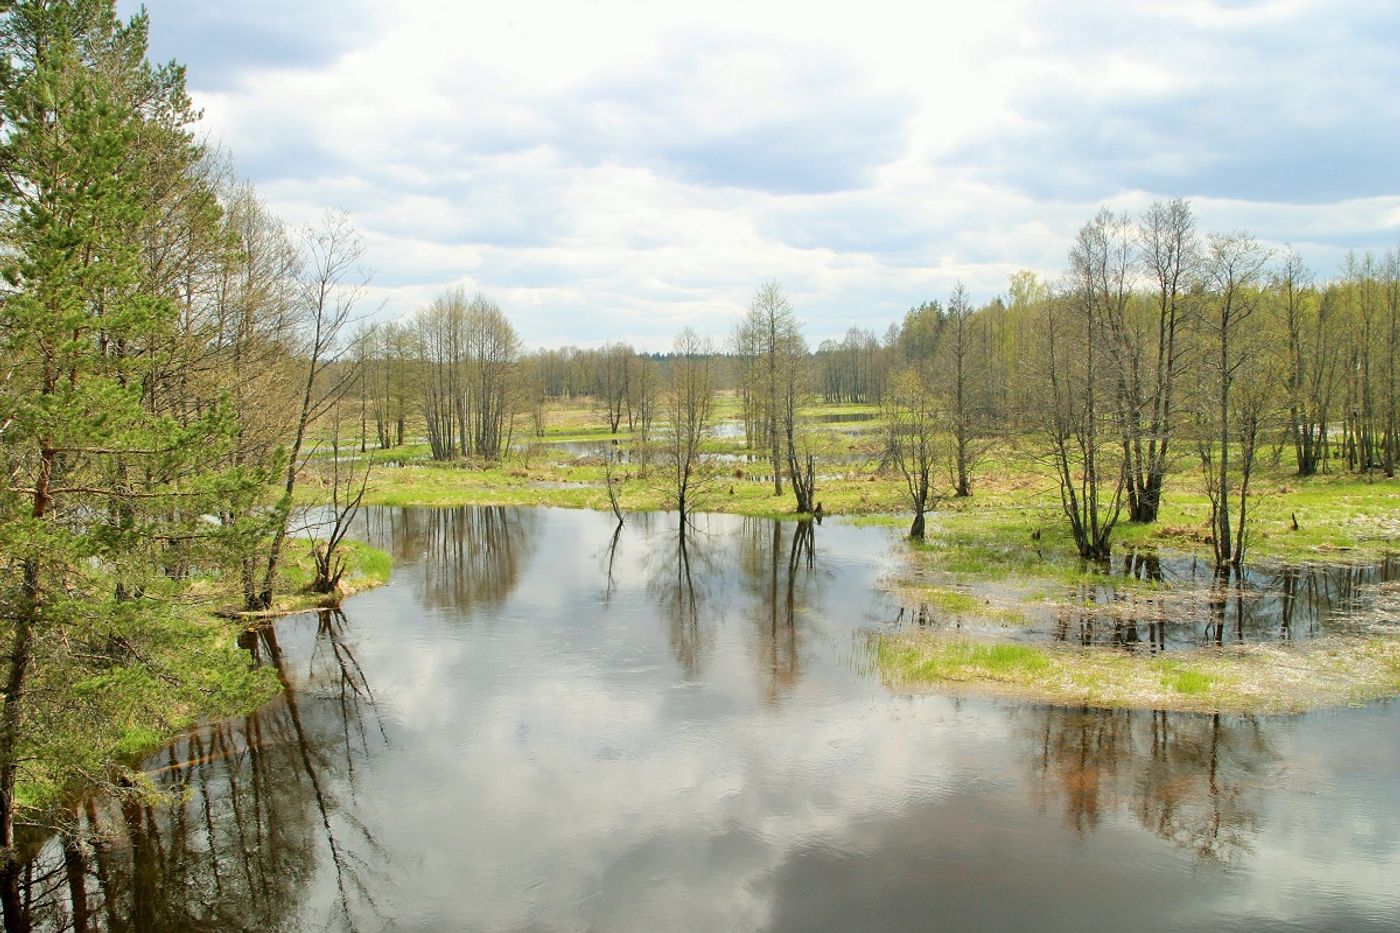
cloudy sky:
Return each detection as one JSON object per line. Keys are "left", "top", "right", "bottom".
{"left": 119, "top": 0, "right": 1400, "bottom": 349}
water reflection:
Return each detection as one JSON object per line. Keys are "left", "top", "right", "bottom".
{"left": 1026, "top": 552, "right": 1398, "bottom": 650}
{"left": 17, "top": 508, "right": 1400, "bottom": 932}
{"left": 737, "top": 519, "right": 819, "bottom": 704}
{"left": 360, "top": 505, "right": 538, "bottom": 613}
{"left": 1025, "top": 707, "right": 1267, "bottom": 862}
{"left": 645, "top": 519, "right": 718, "bottom": 679}
{"left": 23, "top": 611, "right": 389, "bottom": 932}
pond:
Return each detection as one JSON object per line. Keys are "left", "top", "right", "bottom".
{"left": 21, "top": 507, "right": 1400, "bottom": 932}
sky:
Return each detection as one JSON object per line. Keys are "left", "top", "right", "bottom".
{"left": 119, "top": 0, "right": 1400, "bottom": 350}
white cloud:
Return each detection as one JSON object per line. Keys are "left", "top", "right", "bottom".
{"left": 124, "top": 0, "right": 1400, "bottom": 349}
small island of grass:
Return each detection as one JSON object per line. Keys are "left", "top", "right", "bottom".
{"left": 873, "top": 631, "right": 1400, "bottom": 715}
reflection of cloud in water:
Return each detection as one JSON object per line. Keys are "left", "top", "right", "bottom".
{"left": 24, "top": 508, "right": 1400, "bottom": 932}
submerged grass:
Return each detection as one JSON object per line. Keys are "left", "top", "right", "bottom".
{"left": 885, "top": 581, "right": 1028, "bottom": 623}
{"left": 874, "top": 631, "right": 1400, "bottom": 714}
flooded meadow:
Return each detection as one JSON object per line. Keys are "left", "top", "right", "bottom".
{"left": 20, "top": 507, "right": 1400, "bottom": 932}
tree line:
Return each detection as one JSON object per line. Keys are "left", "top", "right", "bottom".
{"left": 857, "top": 202, "right": 1398, "bottom": 563}
{"left": 349, "top": 201, "right": 1398, "bottom": 567}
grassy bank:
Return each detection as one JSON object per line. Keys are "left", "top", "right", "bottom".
{"left": 873, "top": 631, "right": 1400, "bottom": 714}
{"left": 19, "top": 612, "right": 279, "bottom": 822}
{"left": 337, "top": 398, "right": 1398, "bottom": 567}
{"left": 225, "top": 538, "right": 395, "bottom": 618}
{"left": 18, "top": 539, "right": 392, "bottom": 831}
{"left": 312, "top": 397, "right": 1400, "bottom": 715}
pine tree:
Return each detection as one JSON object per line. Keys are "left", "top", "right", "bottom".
{"left": 0, "top": 5, "right": 264, "bottom": 924}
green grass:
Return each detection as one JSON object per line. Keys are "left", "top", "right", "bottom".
{"left": 18, "top": 535, "right": 394, "bottom": 823}
{"left": 874, "top": 632, "right": 1400, "bottom": 713}
{"left": 1160, "top": 665, "right": 1212, "bottom": 696}
{"left": 308, "top": 398, "right": 1400, "bottom": 717}
{"left": 893, "top": 640, "right": 1052, "bottom": 682}
{"left": 235, "top": 538, "right": 394, "bottom": 617}
{"left": 924, "top": 587, "right": 982, "bottom": 615}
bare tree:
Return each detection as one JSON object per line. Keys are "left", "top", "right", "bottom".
{"left": 1038, "top": 212, "right": 1128, "bottom": 561}
{"left": 1196, "top": 232, "right": 1271, "bottom": 570}
{"left": 310, "top": 406, "right": 372, "bottom": 596}
{"left": 1125, "top": 198, "right": 1199, "bottom": 522}
{"left": 1273, "top": 253, "right": 1336, "bottom": 477}
{"left": 629, "top": 355, "right": 660, "bottom": 474}
{"left": 463, "top": 294, "right": 520, "bottom": 459}
{"left": 938, "top": 281, "right": 989, "bottom": 497}
{"left": 253, "top": 211, "right": 369, "bottom": 610}
{"left": 777, "top": 318, "right": 817, "bottom": 515}
{"left": 734, "top": 282, "right": 804, "bottom": 497}
{"left": 518, "top": 352, "right": 550, "bottom": 439}
{"left": 662, "top": 328, "right": 716, "bottom": 529}
{"left": 597, "top": 342, "right": 633, "bottom": 433}
{"left": 817, "top": 327, "right": 885, "bottom": 404}
{"left": 1352, "top": 253, "right": 1383, "bottom": 471}
{"left": 885, "top": 366, "right": 939, "bottom": 538}
{"left": 414, "top": 288, "right": 521, "bottom": 460}
{"left": 417, "top": 290, "right": 461, "bottom": 460}
{"left": 1383, "top": 247, "right": 1400, "bottom": 477}
{"left": 364, "top": 320, "right": 414, "bottom": 449}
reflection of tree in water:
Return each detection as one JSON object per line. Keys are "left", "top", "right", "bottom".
{"left": 21, "top": 611, "right": 388, "bottom": 932}
{"left": 1049, "top": 553, "right": 1400, "bottom": 649}
{"left": 599, "top": 521, "right": 625, "bottom": 606}
{"left": 646, "top": 521, "right": 720, "bottom": 680}
{"left": 1025, "top": 706, "right": 1269, "bottom": 862}
{"left": 736, "top": 519, "right": 817, "bottom": 704}
{"left": 365, "top": 506, "right": 538, "bottom": 614}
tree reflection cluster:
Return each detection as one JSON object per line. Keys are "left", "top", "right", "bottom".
{"left": 360, "top": 506, "right": 538, "bottom": 614}
{"left": 897, "top": 550, "right": 1400, "bottom": 652}
{"left": 1051, "top": 556, "right": 1397, "bottom": 650}
{"left": 1025, "top": 706, "right": 1271, "bottom": 863}
{"left": 18, "top": 611, "right": 387, "bottom": 933}
{"left": 644, "top": 515, "right": 821, "bottom": 702}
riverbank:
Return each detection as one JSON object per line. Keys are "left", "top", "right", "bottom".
{"left": 17, "top": 539, "right": 393, "bottom": 830}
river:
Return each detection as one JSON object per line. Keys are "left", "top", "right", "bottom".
{"left": 21, "top": 506, "right": 1400, "bottom": 931}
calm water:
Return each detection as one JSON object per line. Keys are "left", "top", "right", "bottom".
{"left": 22, "top": 507, "right": 1400, "bottom": 932}
{"left": 927, "top": 550, "right": 1400, "bottom": 651}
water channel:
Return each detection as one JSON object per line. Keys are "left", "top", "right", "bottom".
{"left": 21, "top": 506, "right": 1400, "bottom": 931}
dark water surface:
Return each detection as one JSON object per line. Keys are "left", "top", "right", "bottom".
{"left": 24, "top": 507, "right": 1400, "bottom": 931}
